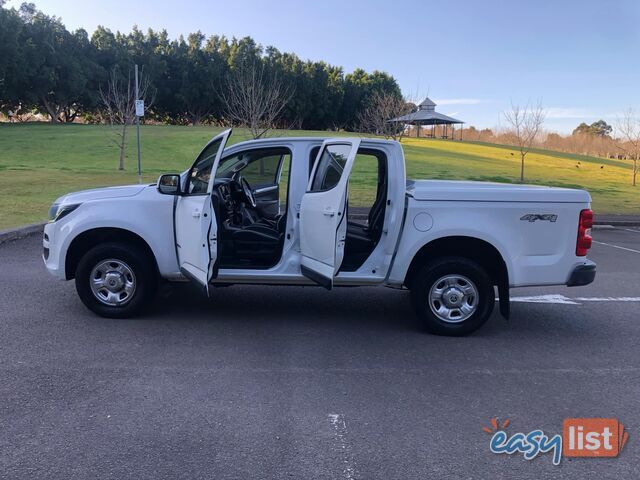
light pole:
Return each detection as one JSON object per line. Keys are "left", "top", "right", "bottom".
{"left": 134, "top": 64, "right": 142, "bottom": 184}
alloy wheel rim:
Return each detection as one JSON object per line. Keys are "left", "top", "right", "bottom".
{"left": 89, "top": 259, "right": 136, "bottom": 307}
{"left": 428, "top": 274, "right": 479, "bottom": 323}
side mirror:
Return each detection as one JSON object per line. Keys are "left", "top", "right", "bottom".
{"left": 157, "top": 174, "right": 182, "bottom": 195}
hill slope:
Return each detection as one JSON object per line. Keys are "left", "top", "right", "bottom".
{"left": 0, "top": 124, "right": 637, "bottom": 229}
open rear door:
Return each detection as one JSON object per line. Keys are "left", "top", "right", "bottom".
{"left": 299, "top": 138, "right": 361, "bottom": 289}
{"left": 174, "top": 129, "right": 232, "bottom": 294}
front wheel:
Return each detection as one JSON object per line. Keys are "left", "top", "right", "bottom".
{"left": 75, "top": 242, "right": 157, "bottom": 318}
{"left": 410, "top": 257, "right": 495, "bottom": 336}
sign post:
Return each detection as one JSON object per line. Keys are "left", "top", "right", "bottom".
{"left": 134, "top": 64, "right": 143, "bottom": 184}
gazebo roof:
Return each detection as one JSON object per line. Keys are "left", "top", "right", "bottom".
{"left": 390, "top": 96, "right": 464, "bottom": 125}
{"left": 419, "top": 97, "right": 436, "bottom": 108}
{"left": 390, "top": 109, "right": 463, "bottom": 125}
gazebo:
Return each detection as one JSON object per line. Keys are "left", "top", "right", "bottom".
{"left": 391, "top": 97, "right": 464, "bottom": 140}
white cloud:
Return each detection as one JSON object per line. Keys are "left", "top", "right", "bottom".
{"left": 544, "top": 108, "right": 625, "bottom": 121}
{"left": 545, "top": 108, "right": 596, "bottom": 119}
{"left": 604, "top": 111, "right": 627, "bottom": 119}
{"left": 433, "top": 98, "right": 490, "bottom": 106}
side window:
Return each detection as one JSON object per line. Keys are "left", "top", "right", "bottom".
{"left": 309, "top": 146, "right": 387, "bottom": 226}
{"left": 309, "top": 146, "right": 320, "bottom": 177}
{"left": 217, "top": 147, "right": 290, "bottom": 188}
{"left": 309, "top": 143, "right": 351, "bottom": 192}
{"left": 347, "top": 150, "right": 385, "bottom": 225}
{"left": 279, "top": 155, "right": 291, "bottom": 209}
{"left": 240, "top": 153, "right": 284, "bottom": 188}
{"left": 186, "top": 137, "right": 223, "bottom": 194}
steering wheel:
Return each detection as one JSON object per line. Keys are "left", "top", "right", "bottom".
{"left": 240, "top": 177, "right": 257, "bottom": 208}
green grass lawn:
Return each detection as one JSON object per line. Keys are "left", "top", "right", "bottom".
{"left": 0, "top": 123, "right": 638, "bottom": 229}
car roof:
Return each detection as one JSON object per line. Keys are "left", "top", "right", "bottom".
{"left": 227, "top": 136, "right": 398, "bottom": 150}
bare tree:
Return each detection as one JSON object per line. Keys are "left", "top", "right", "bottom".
{"left": 503, "top": 101, "right": 546, "bottom": 183}
{"left": 11, "top": 105, "right": 35, "bottom": 123}
{"left": 100, "top": 67, "right": 155, "bottom": 170}
{"left": 220, "top": 61, "right": 293, "bottom": 139}
{"left": 615, "top": 108, "right": 640, "bottom": 186}
{"left": 358, "top": 91, "right": 413, "bottom": 141}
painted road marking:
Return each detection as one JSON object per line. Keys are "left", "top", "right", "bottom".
{"left": 592, "top": 240, "right": 640, "bottom": 254}
{"left": 510, "top": 294, "right": 579, "bottom": 304}
{"left": 621, "top": 228, "right": 640, "bottom": 234}
{"left": 573, "top": 297, "right": 640, "bottom": 301}
{"left": 504, "top": 295, "right": 640, "bottom": 305}
{"left": 328, "top": 414, "right": 356, "bottom": 480}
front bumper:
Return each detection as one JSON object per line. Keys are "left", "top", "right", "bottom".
{"left": 566, "top": 260, "right": 596, "bottom": 287}
{"left": 43, "top": 222, "right": 66, "bottom": 280}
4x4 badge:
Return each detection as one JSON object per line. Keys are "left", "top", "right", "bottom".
{"left": 520, "top": 214, "right": 558, "bottom": 223}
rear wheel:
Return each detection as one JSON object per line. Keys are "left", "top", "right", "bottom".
{"left": 75, "top": 242, "right": 157, "bottom": 318}
{"left": 410, "top": 257, "right": 495, "bottom": 336}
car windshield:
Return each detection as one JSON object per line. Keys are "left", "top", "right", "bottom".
{"left": 216, "top": 153, "right": 248, "bottom": 178}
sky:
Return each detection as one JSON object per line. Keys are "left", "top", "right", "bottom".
{"left": 7, "top": 0, "right": 640, "bottom": 133}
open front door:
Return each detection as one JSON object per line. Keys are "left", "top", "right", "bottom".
{"left": 299, "top": 138, "right": 361, "bottom": 289}
{"left": 174, "top": 129, "right": 232, "bottom": 294}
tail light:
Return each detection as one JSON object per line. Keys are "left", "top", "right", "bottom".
{"left": 576, "top": 209, "right": 593, "bottom": 256}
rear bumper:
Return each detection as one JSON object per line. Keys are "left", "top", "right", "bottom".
{"left": 566, "top": 260, "right": 596, "bottom": 287}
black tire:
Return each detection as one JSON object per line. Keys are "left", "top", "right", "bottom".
{"left": 75, "top": 242, "right": 158, "bottom": 318}
{"left": 410, "top": 257, "right": 495, "bottom": 336}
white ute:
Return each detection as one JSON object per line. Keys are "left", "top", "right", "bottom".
{"left": 43, "top": 130, "right": 596, "bottom": 335}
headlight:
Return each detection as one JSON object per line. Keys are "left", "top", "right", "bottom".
{"left": 48, "top": 203, "right": 81, "bottom": 222}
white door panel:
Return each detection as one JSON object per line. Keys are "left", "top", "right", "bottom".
{"left": 175, "top": 194, "right": 215, "bottom": 287}
{"left": 299, "top": 139, "right": 361, "bottom": 288}
{"left": 174, "top": 129, "right": 231, "bottom": 293}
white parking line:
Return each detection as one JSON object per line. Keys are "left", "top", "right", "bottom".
{"left": 510, "top": 294, "right": 579, "bottom": 304}
{"left": 592, "top": 240, "right": 640, "bottom": 254}
{"left": 622, "top": 228, "right": 640, "bottom": 234}
{"left": 573, "top": 297, "right": 640, "bottom": 302}
{"left": 506, "top": 295, "right": 640, "bottom": 305}
{"left": 328, "top": 414, "right": 357, "bottom": 480}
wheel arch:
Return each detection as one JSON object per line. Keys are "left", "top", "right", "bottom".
{"left": 405, "top": 236, "right": 508, "bottom": 287}
{"left": 404, "top": 235, "right": 510, "bottom": 318}
{"left": 65, "top": 227, "right": 159, "bottom": 280}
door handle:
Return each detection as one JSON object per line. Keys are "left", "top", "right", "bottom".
{"left": 323, "top": 208, "right": 335, "bottom": 217}
{"left": 192, "top": 209, "right": 201, "bottom": 218}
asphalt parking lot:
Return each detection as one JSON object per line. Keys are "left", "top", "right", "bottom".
{"left": 1, "top": 228, "right": 639, "bottom": 479}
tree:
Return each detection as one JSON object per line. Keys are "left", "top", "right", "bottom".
{"left": 615, "top": 109, "right": 640, "bottom": 186}
{"left": 220, "top": 60, "right": 293, "bottom": 139}
{"left": 17, "top": 5, "right": 98, "bottom": 122}
{"left": 171, "top": 32, "right": 226, "bottom": 125}
{"left": 100, "top": 66, "right": 155, "bottom": 170}
{"left": 503, "top": 102, "right": 546, "bottom": 183}
{"left": 572, "top": 120, "right": 612, "bottom": 137}
{"left": 590, "top": 120, "right": 613, "bottom": 137}
{"left": 572, "top": 122, "right": 590, "bottom": 136}
{"left": 0, "top": 3, "right": 23, "bottom": 110}
{"left": 0, "top": 2, "right": 403, "bottom": 130}
{"left": 357, "top": 91, "right": 412, "bottom": 141}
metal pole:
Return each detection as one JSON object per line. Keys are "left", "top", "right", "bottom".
{"left": 135, "top": 64, "right": 142, "bottom": 184}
